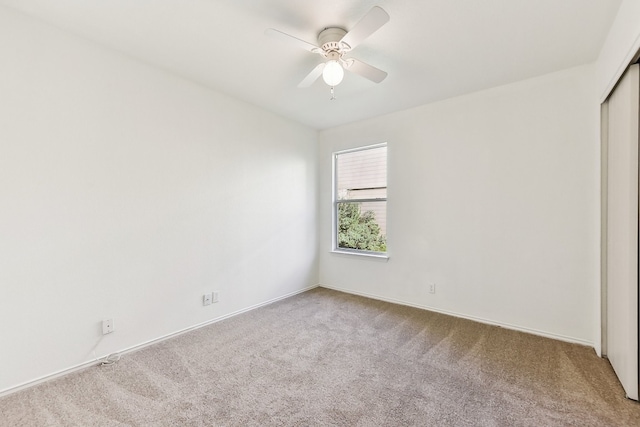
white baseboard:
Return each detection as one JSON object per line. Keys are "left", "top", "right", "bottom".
{"left": 319, "top": 284, "right": 594, "bottom": 348}
{"left": 0, "top": 284, "right": 319, "bottom": 398}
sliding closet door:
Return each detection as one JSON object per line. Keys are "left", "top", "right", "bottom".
{"left": 606, "top": 63, "right": 639, "bottom": 401}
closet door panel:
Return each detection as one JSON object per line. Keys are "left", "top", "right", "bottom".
{"left": 606, "top": 63, "right": 639, "bottom": 401}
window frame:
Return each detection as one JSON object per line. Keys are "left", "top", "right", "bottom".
{"left": 332, "top": 142, "right": 388, "bottom": 258}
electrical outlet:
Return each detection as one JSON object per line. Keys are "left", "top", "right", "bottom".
{"left": 102, "top": 319, "right": 114, "bottom": 335}
{"left": 429, "top": 283, "right": 436, "bottom": 294}
{"left": 212, "top": 291, "right": 219, "bottom": 303}
{"left": 203, "top": 293, "right": 212, "bottom": 306}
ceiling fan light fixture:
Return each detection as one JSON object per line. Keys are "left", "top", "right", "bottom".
{"left": 322, "top": 60, "right": 344, "bottom": 86}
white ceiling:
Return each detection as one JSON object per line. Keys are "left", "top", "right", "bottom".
{"left": 0, "top": 0, "right": 622, "bottom": 129}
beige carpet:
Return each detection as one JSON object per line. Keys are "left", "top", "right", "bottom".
{"left": 1, "top": 287, "right": 639, "bottom": 426}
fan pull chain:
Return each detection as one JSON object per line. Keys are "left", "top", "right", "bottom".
{"left": 330, "top": 86, "right": 336, "bottom": 101}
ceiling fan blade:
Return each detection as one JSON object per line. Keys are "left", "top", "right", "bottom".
{"left": 344, "top": 59, "right": 387, "bottom": 83}
{"left": 265, "top": 28, "right": 321, "bottom": 53}
{"left": 298, "top": 63, "right": 326, "bottom": 88}
{"left": 340, "top": 6, "right": 390, "bottom": 50}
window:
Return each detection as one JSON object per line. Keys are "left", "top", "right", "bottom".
{"left": 333, "top": 143, "right": 387, "bottom": 256}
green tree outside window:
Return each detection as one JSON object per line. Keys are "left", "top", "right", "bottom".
{"left": 338, "top": 203, "right": 386, "bottom": 252}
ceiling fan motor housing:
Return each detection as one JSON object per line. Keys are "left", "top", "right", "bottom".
{"left": 318, "top": 27, "right": 349, "bottom": 52}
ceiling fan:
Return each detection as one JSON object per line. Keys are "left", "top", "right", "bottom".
{"left": 266, "top": 6, "right": 390, "bottom": 98}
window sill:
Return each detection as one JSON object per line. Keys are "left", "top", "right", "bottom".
{"left": 331, "top": 250, "right": 389, "bottom": 260}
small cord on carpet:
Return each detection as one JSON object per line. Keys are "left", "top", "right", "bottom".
{"left": 91, "top": 349, "right": 121, "bottom": 366}
{"left": 100, "top": 353, "right": 121, "bottom": 366}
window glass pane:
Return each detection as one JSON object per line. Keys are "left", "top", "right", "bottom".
{"left": 337, "top": 146, "right": 387, "bottom": 200}
{"left": 337, "top": 201, "right": 387, "bottom": 252}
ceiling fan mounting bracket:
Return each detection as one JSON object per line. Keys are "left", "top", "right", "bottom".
{"left": 318, "top": 27, "right": 349, "bottom": 53}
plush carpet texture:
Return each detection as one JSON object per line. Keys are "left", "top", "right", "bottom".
{"left": 1, "top": 287, "right": 639, "bottom": 426}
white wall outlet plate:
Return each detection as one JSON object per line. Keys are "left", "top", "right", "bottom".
{"left": 212, "top": 291, "right": 219, "bottom": 303}
{"left": 429, "top": 283, "right": 436, "bottom": 294}
{"left": 203, "top": 293, "right": 212, "bottom": 306}
{"left": 102, "top": 319, "right": 114, "bottom": 335}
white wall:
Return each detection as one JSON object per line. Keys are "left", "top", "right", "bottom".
{"left": 0, "top": 6, "right": 318, "bottom": 394}
{"left": 319, "top": 65, "right": 599, "bottom": 345}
